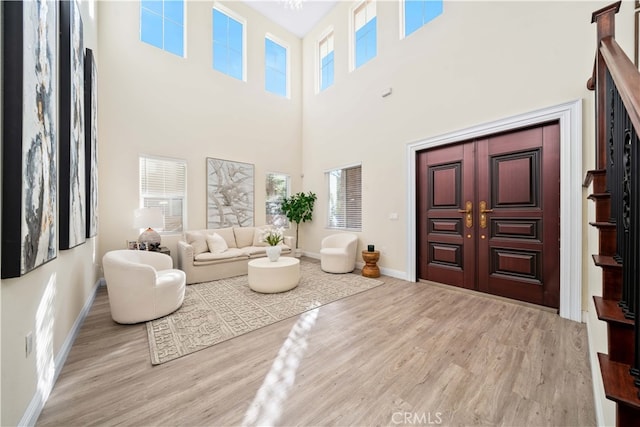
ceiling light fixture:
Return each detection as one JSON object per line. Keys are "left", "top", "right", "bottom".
{"left": 283, "top": 0, "right": 304, "bottom": 10}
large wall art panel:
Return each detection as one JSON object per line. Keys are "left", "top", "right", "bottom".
{"left": 84, "top": 47, "right": 98, "bottom": 238}
{"left": 59, "top": 0, "right": 86, "bottom": 249}
{"left": 1, "top": 0, "right": 58, "bottom": 278}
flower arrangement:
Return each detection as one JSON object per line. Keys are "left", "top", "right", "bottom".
{"left": 263, "top": 228, "right": 284, "bottom": 246}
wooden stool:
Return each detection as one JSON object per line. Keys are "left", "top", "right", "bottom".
{"left": 362, "top": 250, "right": 380, "bottom": 278}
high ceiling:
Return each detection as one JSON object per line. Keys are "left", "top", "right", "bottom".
{"left": 242, "top": 1, "right": 339, "bottom": 38}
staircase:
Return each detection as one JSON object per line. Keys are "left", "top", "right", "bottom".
{"left": 586, "top": 2, "right": 640, "bottom": 425}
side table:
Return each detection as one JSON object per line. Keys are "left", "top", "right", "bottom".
{"left": 156, "top": 246, "right": 170, "bottom": 256}
{"left": 362, "top": 250, "right": 380, "bottom": 278}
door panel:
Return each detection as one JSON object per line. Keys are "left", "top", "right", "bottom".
{"left": 417, "top": 143, "right": 475, "bottom": 289}
{"left": 417, "top": 122, "right": 560, "bottom": 308}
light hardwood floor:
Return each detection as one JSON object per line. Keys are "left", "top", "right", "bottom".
{"left": 37, "top": 259, "right": 596, "bottom": 426}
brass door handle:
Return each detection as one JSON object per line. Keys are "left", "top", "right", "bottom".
{"left": 457, "top": 201, "right": 472, "bottom": 228}
{"left": 480, "top": 201, "right": 493, "bottom": 229}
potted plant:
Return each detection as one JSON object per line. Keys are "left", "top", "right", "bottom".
{"left": 263, "top": 228, "right": 284, "bottom": 262}
{"left": 280, "top": 191, "right": 317, "bottom": 257}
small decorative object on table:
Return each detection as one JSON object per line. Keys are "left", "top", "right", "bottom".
{"left": 362, "top": 250, "right": 380, "bottom": 278}
{"left": 367, "top": 244, "right": 375, "bottom": 252}
{"left": 263, "top": 228, "right": 284, "bottom": 262}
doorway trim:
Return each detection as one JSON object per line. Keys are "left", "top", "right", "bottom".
{"left": 406, "top": 99, "right": 582, "bottom": 322}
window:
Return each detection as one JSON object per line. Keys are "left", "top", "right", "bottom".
{"left": 353, "top": 0, "right": 377, "bottom": 69}
{"left": 140, "top": 0, "right": 185, "bottom": 57}
{"left": 265, "top": 35, "right": 289, "bottom": 97}
{"left": 266, "top": 173, "right": 290, "bottom": 227}
{"left": 327, "top": 165, "right": 362, "bottom": 231}
{"left": 403, "top": 0, "right": 443, "bottom": 38}
{"left": 318, "top": 30, "right": 335, "bottom": 91}
{"left": 212, "top": 6, "right": 245, "bottom": 81}
{"left": 139, "top": 155, "right": 187, "bottom": 232}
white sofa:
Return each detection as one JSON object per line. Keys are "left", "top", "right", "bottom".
{"left": 102, "top": 250, "right": 186, "bottom": 324}
{"left": 177, "top": 226, "right": 293, "bottom": 284}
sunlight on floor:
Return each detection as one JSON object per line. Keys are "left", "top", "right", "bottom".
{"left": 242, "top": 308, "right": 319, "bottom": 427}
{"left": 36, "top": 273, "right": 56, "bottom": 401}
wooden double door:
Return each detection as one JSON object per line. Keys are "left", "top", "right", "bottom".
{"left": 417, "top": 122, "right": 560, "bottom": 308}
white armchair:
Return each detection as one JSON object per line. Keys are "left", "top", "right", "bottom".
{"left": 102, "top": 250, "right": 186, "bottom": 324}
{"left": 320, "top": 234, "right": 358, "bottom": 273}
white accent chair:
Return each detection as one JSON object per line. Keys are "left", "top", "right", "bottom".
{"left": 102, "top": 250, "right": 186, "bottom": 324}
{"left": 320, "top": 234, "right": 358, "bottom": 273}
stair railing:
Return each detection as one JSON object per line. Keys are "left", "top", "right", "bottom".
{"left": 589, "top": 1, "right": 640, "bottom": 397}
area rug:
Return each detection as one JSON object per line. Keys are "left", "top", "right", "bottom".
{"left": 146, "top": 260, "right": 384, "bottom": 365}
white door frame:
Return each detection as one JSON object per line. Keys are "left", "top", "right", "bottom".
{"left": 406, "top": 99, "right": 583, "bottom": 322}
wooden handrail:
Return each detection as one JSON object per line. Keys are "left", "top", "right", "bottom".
{"left": 600, "top": 37, "right": 640, "bottom": 135}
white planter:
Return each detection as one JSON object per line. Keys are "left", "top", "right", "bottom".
{"left": 266, "top": 246, "right": 281, "bottom": 262}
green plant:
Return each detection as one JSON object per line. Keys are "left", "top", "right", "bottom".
{"left": 263, "top": 228, "right": 284, "bottom": 246}
{"left": 280, "top": 191, "right": 317, "bottom": 249}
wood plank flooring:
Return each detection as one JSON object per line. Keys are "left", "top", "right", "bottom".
{"left": 37, "top": 259, "right": 595, "bottom": 426}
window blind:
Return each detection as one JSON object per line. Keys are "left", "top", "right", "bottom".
{"left": 139, "top": 156, "right": 186, "bottom": 232}
{"left": 327, "top": 165, "right": 362, "bottom": 231}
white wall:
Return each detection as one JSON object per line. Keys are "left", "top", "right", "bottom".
{"left": 1, "top": 1, "right": 100, "bottom": 425}
{"left": 97, "top": 0, "right": 303, "bottom": 266}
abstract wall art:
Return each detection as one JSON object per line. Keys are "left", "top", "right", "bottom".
{"left": 84, "top": 48, "right": 98, "bottom": 238}
{"left": 59, "top": 0, "right": 86, "bottom": 249}
{"left": 1, "top": 0, "right": 58, "bottom": 278}
{"left": 207, "top": 158, "right": 254, "bottom": 228}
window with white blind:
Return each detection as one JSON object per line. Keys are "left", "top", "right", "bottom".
{"left": 327, "top": 164, "right": 362, "bottom": 231}
{"left": 139, "top": 155, "right": 187, "bottom": 233}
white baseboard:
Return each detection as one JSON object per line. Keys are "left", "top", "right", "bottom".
{"left": 303, "top": 251, "right": 407, "bottom": 280}
{"left": 585, "top": 310, "right": 606, "bottom": 427}
{"left": 19, "top": 278, "right": 104, "bottom": 427}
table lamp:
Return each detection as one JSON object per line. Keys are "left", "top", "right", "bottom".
{"left": 133, "top": 207, "right": 163, "bottom": 250}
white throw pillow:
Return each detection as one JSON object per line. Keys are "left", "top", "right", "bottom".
{"left": 206, "top": 233, "right": 228, "bottom": 254}
{"left": 186, "top": 231, "right": 208, "bottom": 256}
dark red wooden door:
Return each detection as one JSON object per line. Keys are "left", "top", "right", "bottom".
{"left": 417, "top": 122, "right": 560, "bottom": 308}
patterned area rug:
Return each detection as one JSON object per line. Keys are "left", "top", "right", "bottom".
{"left": 146, "top": 260, "right": 384, "bottom": 365}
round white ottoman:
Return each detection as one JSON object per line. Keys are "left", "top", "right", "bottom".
{"left": 248, "top": 257, "right": 300, "bottom": 293}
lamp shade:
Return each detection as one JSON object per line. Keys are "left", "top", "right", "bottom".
{"left": 133, "top": 207, "right": 163, "bottom": 229}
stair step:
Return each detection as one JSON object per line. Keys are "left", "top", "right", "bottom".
{"left": 584, "top": 169, "right": 607, "bottom": 193}
{"left": 593, "top": 254, "right": 622, "bottom": 268}
{"left": 589, "top": 221, "right": 616, "bottom": 229}
{"left": 598, "top": 353, "right": 640, "bottom": 415}
{"left": 594, "top": 296, "right": 634, "bottom": 326}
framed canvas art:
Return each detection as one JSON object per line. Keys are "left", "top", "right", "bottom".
{"left": 207, "top": 158, "right": 254, "bottom": 228}
{"left": 1, "top": 0, "right": 58, "bottom": 278}
{"left": 84, "top": 48, "right": 98, "bottom": 238}
{"left": 59, "top": 0, "right": 86, "bottom": 249}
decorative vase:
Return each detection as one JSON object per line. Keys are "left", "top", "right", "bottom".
{"left": 266, "top": 245, "right": 281, "bottom": 262}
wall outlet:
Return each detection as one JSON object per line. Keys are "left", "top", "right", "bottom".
{"left": 25, "top": 332, "right": 33, "bottom": 358}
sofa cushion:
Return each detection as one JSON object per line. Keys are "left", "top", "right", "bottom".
{"left": 194, "top": 248, "right": 245, "bottom": 262}
{"left": 208, "top": 227, "right": 237, "bottom": 249}
{"left": 206, "top": 233, "right": 228, "bottom": 254}
{"left": 252, "top": 225, "right": 273, "bottom": 247}
{"left": 233, "top": 227, "right": 256, "bottom": 248}
{"left": 185, "top": 231, "right": 208, "bottom": 256}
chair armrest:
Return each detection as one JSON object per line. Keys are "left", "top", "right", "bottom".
{"left": 177, "top": 240, "right": 194, "bottom": 268}
{"left": 283, "top": 236, "right": 294, "bottom": 248}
